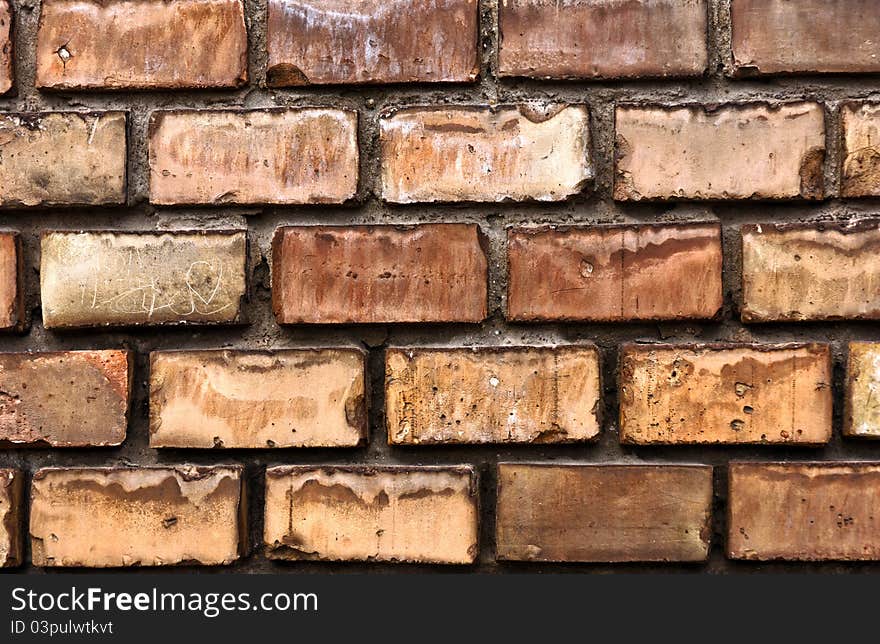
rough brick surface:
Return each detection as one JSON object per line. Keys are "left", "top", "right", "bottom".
{"left": 386, "top": 346, "right": 600, "bottom": 445}
{"left": 845, "top": 342, "right": 880, "bottom": 439}
{"left": 0, "top": 232, "right": 23, "bottom": 331}
{"left": 619, "top": 344, "right": 833, "bottom": 445}
{"left": 742, "top": 222, "right": 880, "bottom": 322}
{"left": 0, "top": 350, "right": 130, "bottom": 447}
{"left": 0, "top": 1, "right": 11, "bottom": 95}
{"left": 36, "top": 0, "right": 247, "bottom": 90}
{"left": 148, "top": 109, "right": 359, "bottom": 205}
{"left": 614, "top": 102, "right": 826, "bottom": 201}
{"left": 379, "top": 105, "right": 592, "bottom": 203}
{"left": 496, "top": 464, "right": 713, "bottom": 562}
{"left": 728, "top": 463, "right": 880, "bottom": 561}
{"left": 731, "top": 0, "right": 880, "bottom": 76}
{"left": 841, "top": 102, "right": 880, "bottom": 198}
{"left": 266, "top": 0, "right": 478, "bottom": 86}
{"left": 149, "top": 349, "right": 367, "bottom": 448}
{"left": 264, "top": 466, "right": 478, "bottom": 564}
{"left": 0, "top": 469, "right": 22, "bottom": 568}
{"left": 41, "top": 231, "right": 247, "bottom": 329}
{"left": 507, "top": 223, "right": 722, "bottom": 322}
{"left": 0, "top": 112, "right": 126, "bottom": 207}
{"left": 272, "top": 225, "right": 487, "bottom": 324}
{"left": 499, "top": 0, "right": 708, "bottom": 80}
{"left": 30, "top": 466, "right": 245, "bottom": 567}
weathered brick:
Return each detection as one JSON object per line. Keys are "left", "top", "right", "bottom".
{"left": 0, "top": 112, "right": 126, "bottom": 207}
{"left": 380, "top": 105, "right": 592, "bottom": 203}
{"left": 264, "top": 466, "right": 478, "bottom": 563}
{"left": 148, "top": 109, "right": 359, "bottom": 205}
{"left": 507, "top": 223, "right": 722, "bottom": 322}
{"left": 30, "top": 466, "right": 245, "bottom": 567}
{"left": 614, "top": 102, "right": 825, "bottom": 201}
{"left": 499, "top": 0, "right": 707, "bottom": 80}
{"left": 0, "top": 1, "right": 11, "bottom": 95}
{"left": 742, "top": 222, "right": 880, "bottom": 322}
{"left": 0, "top": 469, "right": 22, "bottom": 567}
{"left": 841, "top": 102, "right": 880, "bottom": 198}
{"left": 496, "top": 464, "right": 712, "bottom": 562}
{"left": 36, "top": 0, "right": 247, "bottom": 90}
{"left": 41, "top": 231, "right": 247, "bottom": 329}
{"left": 0, "top": 350, "right": 130, "bottom": 447}
{"left": 150, "top": 349, "right": 367, "bottom": 448}
{"left": 845, "top": 342, "right": 880, "bottom": 439}
{"left": 731, "top": 0, "right": 880, "bottom": 76}
{"left": 0, "top": 232, "right": 23, "bottom": 331}
{"left": 266, "top": 0, "right": 478, "bottom": 86}
{"left": 728, "top": 462, "right": 880, "bottom": 561}
{"left": 619, "top": 344, "right": 832, "bottom": 445}
{"left": 272, "top": 224, "right": 487, "bottom": 324}
{"left": 386, "top": 346, "right": 600, "bottom": 445}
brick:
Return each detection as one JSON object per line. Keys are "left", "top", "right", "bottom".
{"left": 41, "top": 231, "right": 247, "bottom": 329}
{"left": 386, "top": 346, "right": 600, "bottom": 445}
{"left": 264, "top": 466, "right": 478, "bottom": 564}
{"left": 841, "top": 102, "right": 880, "bottom": 198}
{"left": 379, "top": 105, "right": 592, "bottom": 203}
{"left": 30, "top": 466, "right": 245, "bottom": 567}
{"left": 496, "top": 464, "right": 712, "bottom": 562}
{"left": 149, "top": 349, "right": 367, "bottom": 448}
{"left": 272, "top": 224, "right": 487, "bottom": 324}
{"left": 0, "top": 112, "right": 126, "bottom": 207}
{"left": 0, "top": 1, "right": 11, "bottom": 95}
{"left": 0, "top": 232, "right": 23, "bottom": 331}
{"left": 148, "top": 109, "right": 359, "bottom": 206}
{"left": 0, "top": 350, "right": 130, "bottom": 447}
{"left": 742, "top": 222, "right": 880, "bottom": 322}
{"left": 499, "top": 0, "right": 707, "bottom": 80}
{"left": 731, "top": 0, "right": 880, "bottom": 76}
{"left": 507, "top": 223, "right": 722, "bottom": 322}
{"left": 266, "top": 0, "right": 478, "bottom": 86}
{"left": 614, "top": 102, "right": 825, "bottom": 201}
{"left": 728, "top": 462, "right": 880, "bottom": 561}
{"left": 36, "top": 0, "right": 247, "bottom": 90}
{"left": 619, "top": 344, "right": 832, "bottom": 445}
{"left": 845, "top": 342, "right": 880, "bottom": 439}
{"left": 0, "top": 469, "right": 22, "bottom": 567}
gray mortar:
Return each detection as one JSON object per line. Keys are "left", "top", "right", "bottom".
{"left": 2, "top": 0, "right": 880, "bottom": 573}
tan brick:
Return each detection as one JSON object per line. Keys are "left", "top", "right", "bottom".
{"left": 507, "top": 223, "right": 722, "bottom": 322}
{"left": 148, "top": 109, "right": 359, "bottom": 205}
{"left": 742, "top": 222, "right": 880, "bottom": 322}
{"left": 386, "top": 346, "right": 600, "bottom": 445}
{"left": 0, "top": 232, "right": 23, "bottom": 331}
{"left": 272, "top": 225, "right": 487, "bottom": 324}
{"left": 845, "top": 342, "right": 880, "bottom": 439}
{"left": 0, "top": 1, "right": 12, "bottom": 95}
{"left": 841, "top": 102, "right": 880, "bottom": 197}
{"left": 619, "top": 344, "right": 832, "bottom": 445}
{"left": 728, "top": 462, "right": 880, "bottom": 561}
{"left": 30, "top": 466, "right": 245, "bottom": 568}
{"left": 0, "top": 350, "right": 130, "bottom": 447}
{"left": 36, "top": 0, "right": 247, "bottom": 90}
{"left": 150, "top": 349, "right": 367, "bottom": 448}
{"left": 380, "top": 105, "right": 592, "bottom": 203}
{"left": 267, "top": 0, "right": 478, "bottom": 86}
{"left": 496, "top": 464, "right": 712, "bottom": 562}
{"left": 0, "top": 469, "right": 22, "bottom": 567}
{"left": 731, "top": 0, "right": 880, "bottom": 76}
{"left": 499, "top": 0, "right": 707, "bottom": 80}
{"left": 41, "top": 231, "right": 247, "bottom": 329}
{"left": 614, "top": 102, "right": 825, "bottom": 201}
{"left": 264, "top": 466, "right": 478, "bottom": 564}
{"left": 0, "top": 112, "right": 126, "bottom": 207}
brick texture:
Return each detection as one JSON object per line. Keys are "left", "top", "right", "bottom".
{"left": 386, "top": 346, "right": 600, "bottom": 445}
{"left": 841, "top": 102, "right": 880, "bottom": 198}
{"left": 266, "top": 0, "right": 478, "bottom": 86}
{"left": 0, "top": 469, "right": 22, "bottom": 567}
{"left": 0, "top": 1, "right": 11, "bottom": 95}
{"left": 0, "top": 232, "right": 23, "bottom": 331}
{"left": 845, "top": 342, "right": 880, "bottom": 439}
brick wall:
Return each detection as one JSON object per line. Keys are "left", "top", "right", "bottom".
{"left": 2, "top": 0, "right": 880, "bottom": 571}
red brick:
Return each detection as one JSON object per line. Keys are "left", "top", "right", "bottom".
{"left": 272, "top": 224, "right": 488, "bottom": 324}
{"left": 499, "top": 0, "right": 708, "bottom": 80}
{"left": 148, "top": 109, "right": 359, "bottom": 206}
{"left": 36, "top": 0, "right": 247, "bottom": 90}
{"left": 0, "top": 469, "right": 22, "bottom": 567}
{"left": 0, "top": 1, "right": 11, "bottom": 95}
{"left": 266, "top": 0, "right": 478, "bottom": 86}
{"left": 507, "top": 223, "right": 722, "bottom": 322}
{"left": 0, "top": 232, "right": 23, "bottom": 331}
